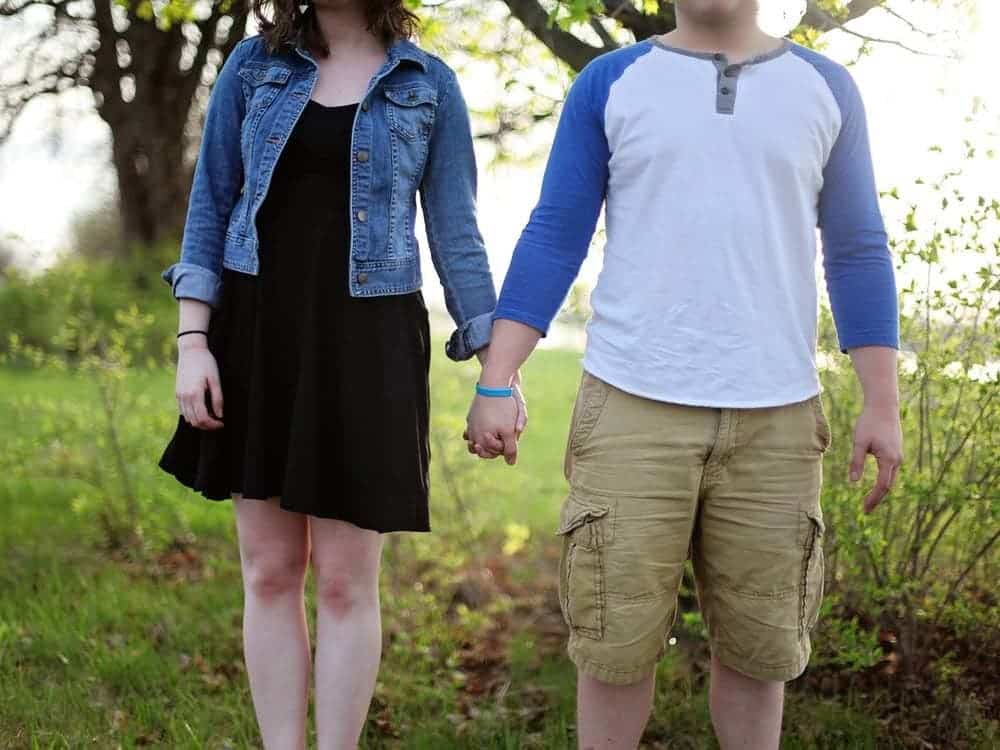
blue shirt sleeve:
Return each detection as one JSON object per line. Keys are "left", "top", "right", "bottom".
{"left": 491, "top": 57, "right": 614, "bottom": 335}
{"left": 803, "top": 51, "right": 900, "bottom": 352}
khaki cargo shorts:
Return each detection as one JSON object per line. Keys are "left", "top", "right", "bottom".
{"left": 557, "top": 370, "right": 831, "bottom": 685}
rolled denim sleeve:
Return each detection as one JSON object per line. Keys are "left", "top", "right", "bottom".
{"left": 420, "top": 66, "right": 497, "bottom": 362}
{"left": 161, "top": 38, "right": 250, "bottom": 308}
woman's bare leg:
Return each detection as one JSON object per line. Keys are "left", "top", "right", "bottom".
{"left": 234, "top": 495, "right": 311, "bottom": 750}
{"left": 309, "top": 517, "right": 384, "bottom": 750}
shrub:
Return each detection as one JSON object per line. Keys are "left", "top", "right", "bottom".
{"left": 817, "top": 168, "right": 999, "bottom": 677}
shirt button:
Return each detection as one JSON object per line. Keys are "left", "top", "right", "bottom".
{"left": 361, "top": 100, "right": 369, "bottom": 111}
{"left": 721, "top": 87, "right": 731, "bottom": 95}
{"left": 357, "top": 272, "right": 369, "bottom": 284}
{"left": 357, "top": 150, "right": 369, "bottom": 162}
{"left": 713, "top": 53, "right": 724, "bottom": 61}
{"left": 357, "top": 209, "right": 367, "bottom": 222}
{"left": 724, "top": 65, "right": 741, "bottom": 77}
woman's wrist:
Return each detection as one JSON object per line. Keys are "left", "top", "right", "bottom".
{"left": 178, "top": 333, "right": 209, "bottom": 353}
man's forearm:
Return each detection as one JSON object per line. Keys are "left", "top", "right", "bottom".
{"left": 848, "top": 346, "right": 899, "bottom": 412}
{"left": 478, "top": 319, "right": 543, "bottom": 388}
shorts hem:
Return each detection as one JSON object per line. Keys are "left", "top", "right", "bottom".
{"left": 567, "top": 645, "right": 659, "bottom": 686}
{"left": 712, "top": 643, "right": 809, "bottom": 683}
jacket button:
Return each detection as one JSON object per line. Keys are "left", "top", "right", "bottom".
{"left": 361, "top": 100, "right": 369, "bottom": 111}
{"left": 357, "top": 210, "right": 367, "bottom": 222}
{"left": 357, "top": 150, "right": 369, "bottom": 162}
{"left": 357, "top": 272, "right": 369, "bottom": 284}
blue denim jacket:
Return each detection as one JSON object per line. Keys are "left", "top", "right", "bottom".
{"left": 161, "top": 34, "right": 496, "bottom": 361}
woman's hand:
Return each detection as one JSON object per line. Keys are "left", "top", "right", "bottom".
{"left": 465, "top": 384, "right": 524, "bottom": 465}
{"left": 176, "top": 337, "right": 225, "bottom": 430}
{"left": 465, "top": 345, "right": 527, "bottom": 462}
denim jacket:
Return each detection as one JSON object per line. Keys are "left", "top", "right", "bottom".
{"left": 161, "top": 34, "right": 496, "bottom": 361}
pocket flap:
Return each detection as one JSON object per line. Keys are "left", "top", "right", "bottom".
{"left": 557, "top": 496, "right": 610, "bottom": 537}
{"left": 799, "top": 508, "right": 826, "bottom": 548}
{"left": 239, "top": 64, "right": 292, "bottom": 87}
{"left": 806, "top": 510, "right": 826, "bottom": 537}
{"left": 383, "top": 85, "right": 437, "bottom": 107}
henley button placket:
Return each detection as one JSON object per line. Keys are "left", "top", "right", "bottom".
{"left": 711, "top": 53, "right": 740, "bottom": 116}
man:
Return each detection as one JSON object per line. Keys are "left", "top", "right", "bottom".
{"left": 465, "top": 0, "right": 902, "bottom": 748}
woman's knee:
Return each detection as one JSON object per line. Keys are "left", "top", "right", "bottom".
{"left": 241, "top": 540, "right": 309, "bottom": 600}
{"left": 310, "top": 520, "right": 382, "bottom": 616}
{"left": 235, "top": 498, "right": 310, "bottom": 600}
{"left": 312, "top": 571, "right": 378, "bottom": 617}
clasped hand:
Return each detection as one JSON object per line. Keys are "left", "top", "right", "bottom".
{"left": 464, "top": 374, "right": 527, "bottom": 465}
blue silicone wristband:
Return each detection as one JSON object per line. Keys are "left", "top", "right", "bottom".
{"left": 475, "top": 383, "right": 514, "bottom": 398}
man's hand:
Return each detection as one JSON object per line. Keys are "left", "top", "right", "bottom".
{"left": 847, "top": 346, "right": 903, "bottom": 514}
{"left": 462, "top": 319, "right": 543, "bottom": 465}
{"left": 466, "top": 390, "right": 522, "bottom": 465}
{"left": 850, "top": 403, "right": 903, "bottom": 514}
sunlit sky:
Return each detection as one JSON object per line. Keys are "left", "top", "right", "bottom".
{"left": 0, "top": 0, "right": 996, "bottom": 340}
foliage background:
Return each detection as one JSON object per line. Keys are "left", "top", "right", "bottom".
{"left": 0, "top": 1, "right": 998, "bottom": 748}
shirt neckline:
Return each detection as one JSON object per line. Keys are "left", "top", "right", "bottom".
{"left": 649, "top": 37, "right": 791, "bottom": 66}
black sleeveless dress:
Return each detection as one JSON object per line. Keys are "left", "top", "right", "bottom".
{"left": 159, "top": 100, "right": 431, "bottom": 533}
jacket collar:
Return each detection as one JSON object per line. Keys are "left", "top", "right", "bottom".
{"left": 292, "top": 32, "right": 429, "bottom": 73}
{"left": 387, "top": 38, "right": 430, "bottom": 72}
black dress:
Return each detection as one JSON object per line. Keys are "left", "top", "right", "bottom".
{"left": 159, "top": 100, "right": 432, "bottom": 533}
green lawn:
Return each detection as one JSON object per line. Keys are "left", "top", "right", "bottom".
{"left": 0, "top": 351, "right": 970, "bottom": 748}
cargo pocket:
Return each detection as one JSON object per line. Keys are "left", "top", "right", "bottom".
{"left": 798, "top": 509, "right": 826, "bottom": 636}
{"left": 556, "top": 494, "right": 614, "bottom": 640}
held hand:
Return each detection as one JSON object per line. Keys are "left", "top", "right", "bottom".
{"left": 176, "top": 341, "right": 225, "bottom": 430}
{"left": 474, "top": 349, "right": 528, "bottom": 439}
{"left": 465, "top": 389, "right": 522, "bottom": 465}
{"left": 849, "top": 402, "right": 903, "bottom": 513}
{"left": 463, "top": 372, "right": 527, "bottom": 462}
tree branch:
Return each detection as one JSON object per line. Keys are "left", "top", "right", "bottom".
{"left": 814, "top": 16, "right": 943, "bottom": 57}
{"left": 502, "top": 0, "right": 610, "bottom": 72}
{"left": 881, "top": 5, "right": 940, "bottom": 37}
{"left": 600, "top": 0, "right": 672, "bottom": 40}
{"left": 0, "top": 0, "right": 58, "bottom": 17}
{"left": 588, "top": 18, "right": 615, "bottom": 50}
{"left": 800, "top": 1, "right": 944, "bottom": 57}
{"left": 801, "top": 0, "right": 883, "bottom": 30}
{"left": 941, "top": 526, "right": 1000, "bottom": 607}
{"left": 500, "top": 0, "right": 927, "bottom": 72}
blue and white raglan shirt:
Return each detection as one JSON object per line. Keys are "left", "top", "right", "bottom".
{"left": 493, "top": 39, "right": 899, "bottom": 408}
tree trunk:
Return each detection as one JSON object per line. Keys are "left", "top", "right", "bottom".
{"left": 87, "top": 0, "right": 247, "bottom": 251}
{"left": 109, "top": 105, "right": 191, "bottom": 249}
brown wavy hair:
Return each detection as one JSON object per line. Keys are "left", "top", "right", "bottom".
{"left": 253, "top": 0, "right": 419, "bottom": 56}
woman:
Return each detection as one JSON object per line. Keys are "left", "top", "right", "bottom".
{"left": 157, "top": 1, "right": 511, "bottom": 747}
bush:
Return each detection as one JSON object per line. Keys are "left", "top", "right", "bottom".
{"left": 0, "top": 241, "right": 180, "bottom": 367}
{"left": 816, "top": 168, "right": 999, "bottom": 683}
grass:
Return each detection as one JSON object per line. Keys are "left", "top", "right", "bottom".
{"left": 0, "top": 350, "right": 987, "bottom": 748}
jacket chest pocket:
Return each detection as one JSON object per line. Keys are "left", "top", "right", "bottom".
{"left": 384, "top": 85, "right": 437, "bottom": 143}
{"left": 239, "top": 65, "right": 292, "bottom": 116}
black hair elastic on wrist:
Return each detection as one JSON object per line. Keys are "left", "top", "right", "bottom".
{"left": 177, "top": 330, "right": 209, "bottom": 339}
